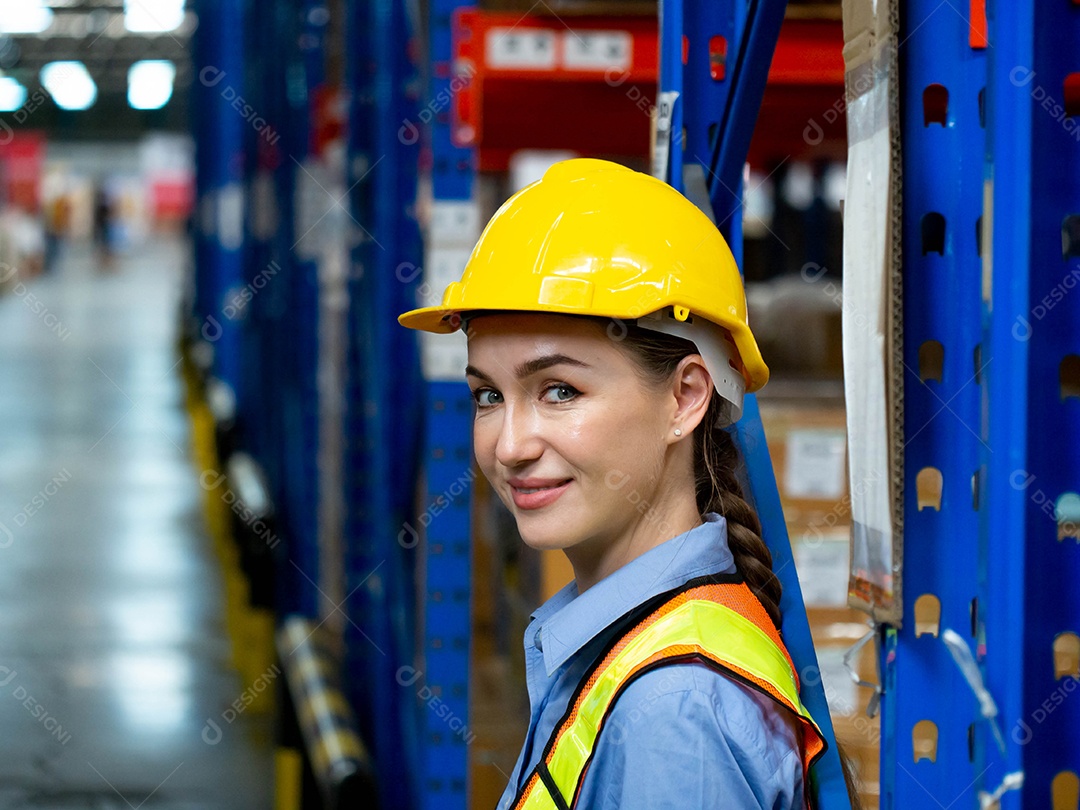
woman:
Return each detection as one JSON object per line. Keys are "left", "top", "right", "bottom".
{"left": 399, "top": 159, "right": 850, "bottom": 809}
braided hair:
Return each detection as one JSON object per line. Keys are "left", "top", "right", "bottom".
{"left": 612, "top": 317, "right": 866, "bottom": 807}
{"left": 612, "top": 320, "right": 784, "bottom": 630}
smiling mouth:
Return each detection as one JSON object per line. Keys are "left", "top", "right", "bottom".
{"left": 513, "top": 480, "right": 572, "bottom": 494}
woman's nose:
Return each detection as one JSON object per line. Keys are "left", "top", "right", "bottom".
{"left": 494, "top": 401, "right": 544, "bottom": 468}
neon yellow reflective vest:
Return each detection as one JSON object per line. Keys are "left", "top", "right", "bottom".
{"left": 509, "top": 574, "right": 827, "bottom": 810}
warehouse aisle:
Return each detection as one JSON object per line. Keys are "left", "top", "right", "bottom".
{"left": 0, "top": 239, "right": 273, "bottom": 809}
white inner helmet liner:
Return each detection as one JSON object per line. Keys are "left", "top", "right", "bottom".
{"left": 635, "top": 308, "right": 747, "bottom": 428}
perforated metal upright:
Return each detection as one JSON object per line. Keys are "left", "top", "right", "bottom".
{"left": 884, "top": 2, "right": 988, "bottom": 806}
{"left": 236, "top": 0, "right": 285, "bottom": 472}
{"left": 659, "top": 0, "right": 850, "bottom": 806}
{"left": 242, "top": 0, "right": 296, "bottom": 536}
{"left": 191, "top": 0, "right": 247, "bottom": 393}
{"left": 980, "top": 2, "right": 1080, "bottom": 807}
{"left": 342, "top": 0, "right": 425, "bottom": 804}
{"left": 413, "top": 0, "right": 477, "bottom": 806}
{"left": 271, "top": 0, "right": 326, "bottom": 619}
{"left": 880, "top": 2, "right": 1080, "bottom": 808}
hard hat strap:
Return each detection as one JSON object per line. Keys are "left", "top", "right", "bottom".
{"left": 635, "top": 309, "right": 746, "bottom": 427}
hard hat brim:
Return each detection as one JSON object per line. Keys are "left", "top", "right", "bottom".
{"left": 397, "top": 303, "right": 769, "bottom": 393}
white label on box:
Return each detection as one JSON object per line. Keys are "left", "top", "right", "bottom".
{"left": 418, "top": 246, "right": 472, "bottom": 381}
{"left": 784, "top": 429, "right": 847, "bottom": 500}
{"left": 651, "top": 90, "right": 679, "bottom": 181}
{"left": 562, "top": 31, "right": 632, "bottom": 71}
{"left": 422, "top": 330, "right": 468, "bottom": 382}
{"left": 422, "top": 246, "right": 472, "bottom": 308}
{"left": 429, "top": 201, "right": 481, "bottom": 246}
{"left": 794, "top": 533, "right": 850, "bottom": 607}
{"left": 486, "top": 28, "right": 557, "bottom": 70}
{"left": 217, "top": 182, "right": 245, "bottom": 251}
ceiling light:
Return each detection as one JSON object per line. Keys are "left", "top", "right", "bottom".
{"left": 41, "top": 61, "right": 97, "bottom": 111}
{"left": 0, "top": 1, "right": 53, "bottom": 35}
{"left": 124, "top": 0, "right": 185, "bottom": 34}
{"left": 0, "top": 76, "right": 24, "bottom": 111}
{"left": 128, "top": 60, "right": 175, "bottom": 110}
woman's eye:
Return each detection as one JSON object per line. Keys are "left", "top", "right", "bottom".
{"left": 473, "top": 388, "right": 502, "bottom": 407}
{"left": 542, "top": 384, "right": 579, "bottom": 403}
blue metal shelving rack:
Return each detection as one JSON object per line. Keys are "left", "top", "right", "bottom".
{"left": 882, "top": 3, "right": 1080, "bottom": 808}
{"left": 981, "top": 2, "right": 1080, "bottom": 808}
{"left": 413, "top": 0, "right": 477, "bottom": 806}
{"left": 191, "top": 0, "right": 246, "bottom": 394}
{"left": 342, "top": 0, "right": 426, "bottom": 805}
{"left": 886, "top": 0, "right": 987, "bottom": 806}
{"left": 659, "top": 0, "right": 851, "bottom": 807}
{"left": 278, "top": 0, "right": 326, "bottom": 620}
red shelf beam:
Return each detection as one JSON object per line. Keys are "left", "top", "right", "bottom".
{"left": 450, "top": 10, "right": 845, "bottom": 171}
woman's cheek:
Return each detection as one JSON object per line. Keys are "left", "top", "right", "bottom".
{"left": 472, "top": 422, "right": 499, "bottom": 474}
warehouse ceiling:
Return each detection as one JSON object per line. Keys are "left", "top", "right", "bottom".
{"left": 0, "top": 0, "right": 839, "bottom": 140}
{"left": 0, "top": 1, "right": 193, "bottom": 138}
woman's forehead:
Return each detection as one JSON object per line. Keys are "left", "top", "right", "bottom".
{"left": 465, "top": 313, "right": 624, "bottom": 365}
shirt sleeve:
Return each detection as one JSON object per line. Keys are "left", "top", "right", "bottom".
{"left": 573, "top": 662, "right": 805, "bottom": 810}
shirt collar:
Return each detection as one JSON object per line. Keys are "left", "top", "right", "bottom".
{"left": 529, "top": 512, "right": 735, "bottom": 677}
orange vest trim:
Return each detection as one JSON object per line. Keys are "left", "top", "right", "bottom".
{"left": 510, "top": 572, "right": 827, "bottom": 810}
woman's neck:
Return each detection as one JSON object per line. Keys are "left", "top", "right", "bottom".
{"left": 567, "top": 490, "right": 703, "bottom": 594}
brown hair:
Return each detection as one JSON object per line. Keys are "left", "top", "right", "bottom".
{"left": 614, "top": 319, "right": 866, "bottom": 809}
{"left": 611, "top": 320, "right": 783, "bottom": 629}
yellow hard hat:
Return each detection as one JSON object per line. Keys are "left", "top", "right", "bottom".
{"left": 398, "top": 158, "right": 768, "bottom": 422}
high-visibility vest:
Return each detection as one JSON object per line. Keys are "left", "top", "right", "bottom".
{"left": 510, "top": 572, "right": 827, "bottom": 810}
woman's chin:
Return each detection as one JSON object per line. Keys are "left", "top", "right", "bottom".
{"left": 514, "top": 517, "right": 578, "bottom": 554}
{"left": 518, "top": 531, "right": 572, "bottom": 553}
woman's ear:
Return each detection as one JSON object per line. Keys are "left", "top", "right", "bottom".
{"left": 669, "top": 354, "right": 713, "bottom": 436}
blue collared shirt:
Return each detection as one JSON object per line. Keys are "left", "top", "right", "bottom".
{"left": 496, "top": 513, "right": 805, "bottom": 810}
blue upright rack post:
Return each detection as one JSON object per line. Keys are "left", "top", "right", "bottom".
{"left": 236, "top": 0, "right": 284, "bottom": 469}
{"left": 411, "top": 0, "right": 478, "bottom": 806}
{"left": 342, "top": 0, "right": 425, "bottom": 803}
{"left": 660, "top": 1, "right": 850, "bottom": 806}
{"left": 191, "top": 0, "right": 247, "bottom": 395}
{"left": 981, "top": 2, "right": 1080, "bottom": 807}
{"left": 881, "top": 3, "right": 988, "bottom": 807}
{"left": 243, "top": 0, "right": 292, "bottom": 517}
{"left": 276, "top": 0, "right": 326, "bottom": 619}
{"left": 342, "top": 0, "right": 379, "bottom": 792}
{"left": 257, "top": 0, "right": 322, "bottom": 618}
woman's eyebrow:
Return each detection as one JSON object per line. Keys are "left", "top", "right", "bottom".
{"left": 465, "top": 353, "right": 591, "bottom": 383}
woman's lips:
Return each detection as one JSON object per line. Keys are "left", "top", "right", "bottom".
{"left": 510, "top": 479, "right": 572, "bottom": 510}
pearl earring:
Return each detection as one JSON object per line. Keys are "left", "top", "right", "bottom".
{"left": 674, "top": 428, "right": 682, "bottom": 437}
